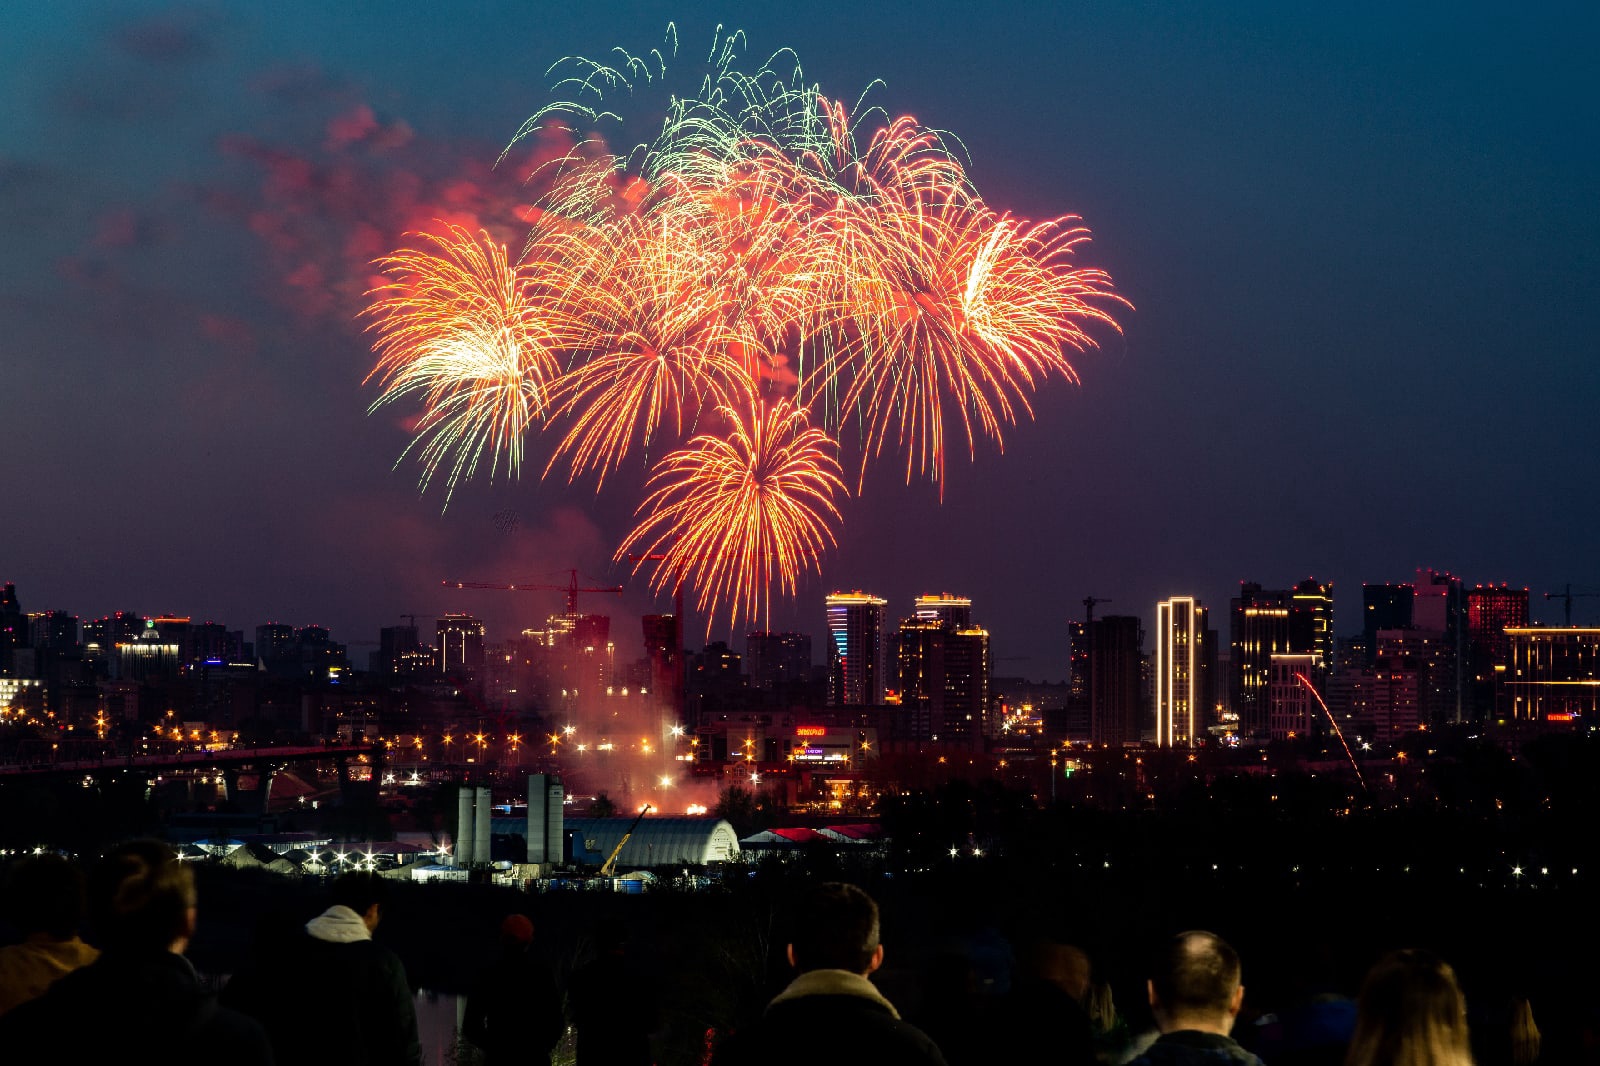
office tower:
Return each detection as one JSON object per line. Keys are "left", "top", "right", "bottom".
{"left": 1289, "top": 578, "right": 1335, "bottom": 678}
{"left": 895, "top": 610, "right": 990, "bottom": 748}
{"left": 1362, "top": 584, "right": 1414, "bottom": 667}
{"left": 826, "top": 592, "right": 886, "bottom": 705}
{"left": 1465, "top": 585, "right": 1528, "bottom": 721}
{"left": 377, "top": 624, "right": 430, "bottom": 676}
{"left": 1155, "top": 597, "right": 1212, "bottom": 748}
{"left": 435, "top": 613, "right": 486, "bottom": 675}
{"left": 1502, "top": 627, "right": 1600, "bottom": 723}
{"left": 914, "top": 594, "right": 973, "bottom": 629}
{"left": 1230, "top": 583, "right": 1292, "bottom": 738}
{"left": 746, "top": 631, "right": 812, "bottom": 691}
{"left": 1089, "top": 615, "right": 1143, "bottom": 747}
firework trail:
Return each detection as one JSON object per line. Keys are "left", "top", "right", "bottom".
{"left": 617, "top": 397, "right": 845, "bottom": 635}
{"left": 364, "top": 26, "right": 1125, "bottom": 629}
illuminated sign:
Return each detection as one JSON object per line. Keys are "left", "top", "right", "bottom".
{"left": 1548, "top": 713, "right": 1577, "bottom": 722}
{"left": 795, "top": 726, "right": 826, "bottom": 737}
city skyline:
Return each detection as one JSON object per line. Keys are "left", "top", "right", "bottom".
{"left": 3, "top": 2, "right": 1595, "bottom": 672}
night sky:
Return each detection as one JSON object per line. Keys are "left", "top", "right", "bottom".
{"left": 3, "top": 1, "right": 1596, "bottom": 675}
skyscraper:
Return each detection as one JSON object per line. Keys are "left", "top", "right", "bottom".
{"left": 1155, "top": 597, "right": 1211, "bottom": 748}
{"left": 1230, "top": 583, "right": 1292, "bottom": 737}
{"left": 826, "top": 592, "right": 886, "bottom": 706}
{"left": 1289, "top": 578, "right": 1334, "bottom": 677}
{"left": 1089, "top": 615, "right": 1143, "bottom": 747}
{"left": 1465, "top": 585, "right": 1529, "bottom": 721}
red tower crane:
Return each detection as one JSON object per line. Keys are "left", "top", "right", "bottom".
{"left": 443, "top": 569, "right": 622, "bottom": 615}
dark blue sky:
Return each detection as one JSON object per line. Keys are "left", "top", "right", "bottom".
{"left": 3, "top": 1, "right": 1596, "bottom": 673}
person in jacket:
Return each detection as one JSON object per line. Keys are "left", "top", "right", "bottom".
{"left": 0, "top": 853, "right": 99, "bottom": 1015}
{"left": 224, "top": 870, "right": 421, "bottom": 1066}
{"left": 713, "top": 881, "right": 946, "bottom": 1066}
{"left": 1128, "top": 931, "right": 1262, "bottom": 1066}
{"left": 463, "top": 913, "right": 566, "bottom": 1066}
{"left": 0, "top": 840, "right": 273, "bottom": 1065}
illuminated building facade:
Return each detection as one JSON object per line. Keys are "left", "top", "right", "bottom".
{"left": 1154, "top": 596, "right": 1207, "bottom": 748}
{"left": 1502, "top": 627, "right": 1600, "bottom": 724}
{"left": 914, "top": 594, "right": 973, "bottom": 629}
{"left": 894, "top": 597, "right": 990, "bottom": 748}
{"left": 826, "top": 592, "right": 886, "bottom": 706}
{"left": 1289, "top": 579, "right": 1334, "bottom": 683}
{"left": 435, "top": 613, "right": 486, "bottom": 675}
{"left": 746, "top": 631, "right": 812, "bottom": 691}
{"left": 1230, "top": 584, "right": 1291, "bottom": 737}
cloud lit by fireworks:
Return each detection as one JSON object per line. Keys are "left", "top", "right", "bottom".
{"left": 364, "top": 26, "right": 1126, "bottom": 628}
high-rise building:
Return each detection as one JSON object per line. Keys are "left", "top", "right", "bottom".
{"left": 1064, "top": 621, "right": 1091, "bottom": 742}
{"left": 1362, "top": 584, "right": 1414, "bottom": 667}
{"left": 1155, "top": 597, "right": 1212, "bottom": 748}
{"left": 1267, "top": 653, "right": 1320, "bottom": 739}
{"left": 1230, "top": 583, "right": 1292, "bottom": 737}
{"left": 1502, "top": 627, "right": 1600, "bottom": 724}
{"left": 1089, "top": 615, "right": 1143, "bottom": 747}
{"left": 1466, "top": 585, "right": 1529, "bottom": 721}
{"left": 1289, "top": 578, "right": 1335, "bottom": 679}
{"left": 435, "top": 614, "right": 486, "bottom": 675}
{"left": 746, "top": 631, "right": 812, "bottom": 691}
{"left": 826, "top": 592, "right": 886, "bottom": 705}
{"left": 914, "top": 594, "right": 973, "bottom": 629}
{"left": 894, "top": 610, "right": 991, "bottom": 748}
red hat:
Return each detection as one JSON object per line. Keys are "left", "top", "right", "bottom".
{"left": 500, "top": 913, "right": 534, "bottom": 943}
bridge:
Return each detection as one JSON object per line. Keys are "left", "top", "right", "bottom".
{"left": 0, "top": 743, "right": 385, "bottom": 817}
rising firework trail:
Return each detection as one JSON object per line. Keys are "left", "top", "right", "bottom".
{"left": 364, "top": 26, "right": 1126, "bottom": 630}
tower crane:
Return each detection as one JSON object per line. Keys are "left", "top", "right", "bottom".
{"left": 443, "top": 570, "right": 623, "bottom": 615}
{"left": 1543, "top": 584, "right": 1600, "bottom": 627}
{"left": 1082, "top": 596, "right": 1111, "bottom": 625}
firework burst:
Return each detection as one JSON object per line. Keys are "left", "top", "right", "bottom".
{"left": 364, "top": 225, "right": 573, "bottom": 503}
{"left": 364, "top": 27, "right": 1125, "bottom": 630}
{"left": 618, "top": 398, "right": 846, "bottom": 634}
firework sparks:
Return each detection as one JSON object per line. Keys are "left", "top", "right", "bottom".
{"left": 364, "top": 27, "right": 1125, "bottom": 629}
{"left": 618, "top": 398, "right": 846, "bottom": 634}
{"left": 364, "top": 226, "right": 576, "bottom": 503}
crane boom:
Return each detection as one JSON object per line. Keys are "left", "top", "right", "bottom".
{"left": 444, "top": 569, "right": 623, "bottom": 614}
{"left": 599, "top": 804, "right": 653, "bottom": 877}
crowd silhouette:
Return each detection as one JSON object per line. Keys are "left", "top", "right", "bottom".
{"left": 0, "top": 845, "right": 1569, "bottom": 1066}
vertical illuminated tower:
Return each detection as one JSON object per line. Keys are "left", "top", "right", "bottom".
{"left": 826, "top": 592, "right": 886, "bottom": 705}
{"left": 1155, "top": 597, "right": 1207, "bottom": 747}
